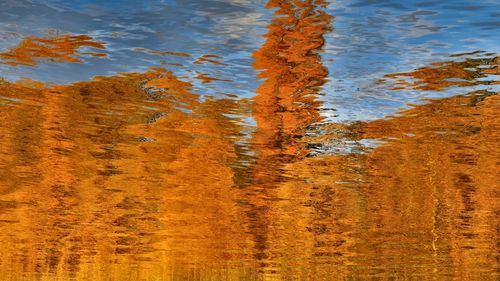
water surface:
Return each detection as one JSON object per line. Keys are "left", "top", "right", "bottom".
{"left": 0, "top": 0, "right": 498, "bottom": 280}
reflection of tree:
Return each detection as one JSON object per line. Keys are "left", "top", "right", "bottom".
{"left": 249, "top": 47, "right": 500, "bottom": 278}
{"left": 0, "top": 34, "right": 106, "bottom": 66}
{"left": 245, "top": 0, "right": 333, "bottom": 278}
{"left": 0, "top": 69, "right": 254, "bottom": 280}
{"left": 297, "top": 51, "right": 500, "bottom": 277}
{"left": 253, "top": 0, "right": 331, "bottom": 160}
{"left": 346, "top": 90, "right": 500, "bottom": 279}
{"left": 384, "top": 56, "right": 498, "bottom": 90}
{"left": 272, "top": 86, "right": 498, "bottom": 279}
{"left": 0, "top": 72, "right": 164, "bottom": 279}
{"left": 0, "top": 7, "right": 497, "bottom": 281}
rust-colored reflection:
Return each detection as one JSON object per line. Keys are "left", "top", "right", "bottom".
{"left": 252, "top": 0, "right": 331, "bottom": 169}
{"left": 243, "top": 0, "right": 333, "bottom": 278}
{"left": 0, "top": 69, "right": 255, "bottom": 280}
{"left": 193, "top": 54, "right": 226, "bottom": 66}
{"left": 351, "top": 90, "right": 499, "bottom": 279}
{"left": 275, "top": 89, "right": 499, "bottom": 280}
{"left": 384, "top": 55, "right": 499, "bottom": 91}
{"left": 284, "top": 54, "right": 500, "bottom": 278}
{"left": 0, "top": 3, "right": 499, "bottom": 281}
{"left": 0, "top": 34, "right": 106, "bottom": 66}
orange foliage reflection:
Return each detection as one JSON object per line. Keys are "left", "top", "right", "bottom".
{"left": 0, "top": 34, "right": 106, "bottom": 66}
{"left": 242, "top": 0, "right": 333, "bottom": 278}
{"left": 384, "top": 55, "right": 499, "bottom": 91}
{"left": 0, "top": 2, "right": 498, "bottom": 280}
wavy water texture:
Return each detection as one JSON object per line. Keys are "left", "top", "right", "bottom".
{"left": 0, "top": 34, "right": 106, "bottom": 66}
{"left": 0, "top": 0, "right": 498, "bottom": 280}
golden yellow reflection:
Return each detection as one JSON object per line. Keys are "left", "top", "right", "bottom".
{"left": 0, "top": 1, "right": 498, "bottom": 281}
{"left": 0, "top": 68, "right": 254, "bottom": 280}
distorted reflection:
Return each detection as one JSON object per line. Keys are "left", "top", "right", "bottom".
{"left": 0, "top": 0, "right": 498, "bottom": 280}
{"left": 0, "top": 68, "right": 254, "bottom": 280}
{"left": 0, "top": 34, "right": 106, "bottom": 66}
{"left": 384, "top": 54, "right": 499, "bottom": 91}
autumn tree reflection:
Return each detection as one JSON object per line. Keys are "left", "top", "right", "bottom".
{"left": 293, "top": 56, "right": 499, "bottom": 278}
{"left": 0, "top": 3, "right": 498, "bottom": 280}
{"left": 0, "top": 34, "right": 107, "bottom": 66}
{"left": 0, "top": 68, "right": 254, "bottom": 280}
{"left": 346, "top": 89, "right": 499, "bottom": 279}
{"left": 245, "top": 0, "right": 333, "bottom": 278}
{"left": 384, "top": 54, "right": 498, "bottom": 91}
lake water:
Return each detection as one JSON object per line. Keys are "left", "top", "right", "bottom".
{"left": 0, "top": 0, "right": 498, "bottom": 280}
